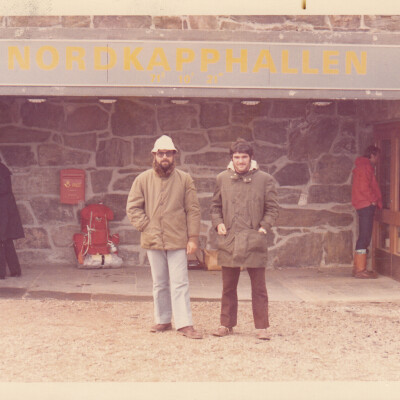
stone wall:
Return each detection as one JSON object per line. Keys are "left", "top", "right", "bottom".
{"left": 1, "top": 96, "right": 394, "bottom": 268}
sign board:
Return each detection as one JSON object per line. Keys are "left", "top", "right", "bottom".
{"left": 0, "top": 39, "right": 399, "bottom": 97}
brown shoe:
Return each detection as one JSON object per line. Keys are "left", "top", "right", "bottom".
{"left": 256, "top": 329, "right": 271, "bottom": 340}
{"left": 354, "top": 270, "right": 378, "bottom": 279}
{"left": 150, "top": 323, "right": 172, "bottom": 333}
{"left": 177, "top": 326, "right": 203, "bottom": 339}
{"left": 212, "top": 326, "right": 233, "bottom": 337}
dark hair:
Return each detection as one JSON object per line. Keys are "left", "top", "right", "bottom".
{"left": 363, "top": 145, "right": 380, "bottom": 159}
{"left": 229, "top": 138, "right": 253, "bottom": 158}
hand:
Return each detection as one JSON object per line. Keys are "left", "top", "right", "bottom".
{"left": 186, "top": 239, "right": 198, "bottom": 255}
{"left": 217, "top": 223, "right": 227, "bottom": 235}
{"left": 258, "top": 227, "right": 267, "bottom": 235}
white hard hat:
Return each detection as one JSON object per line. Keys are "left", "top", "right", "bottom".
{"left": 151, "top": 135, "right": 177, "bottom": 153}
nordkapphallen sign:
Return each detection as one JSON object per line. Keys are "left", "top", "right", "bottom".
{"left": 0, "top": 39, "right": 399, "bottom": 97}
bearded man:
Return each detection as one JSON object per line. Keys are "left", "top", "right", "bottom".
{"left": 126, "top": 135, "right": 202, "bottom": 339}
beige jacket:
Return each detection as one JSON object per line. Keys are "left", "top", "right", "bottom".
{"left": 126, "top": 168, "right": 201, "bottom": 250}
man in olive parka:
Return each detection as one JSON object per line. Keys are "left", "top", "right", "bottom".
{"left": 210, "top": 138, "right": 279, "bottom": 340}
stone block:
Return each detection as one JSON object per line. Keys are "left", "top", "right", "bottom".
{"left": 12, "top": 169, "right": 59, "bottom": 198}
{"left": 153, "top": 16, "right": 183, "bottom": 29}
{"left": 324, "top": 230, "right": 353, "bottom": 265}
{"left": 170, "top": 132, "right": 208, "bottom": 152}
{"left": 288, "top": 117, "right": 339, "bottom": 161}
{"left": 61, "top": 16, "right": 91, "bottom": 28}
{"left": 51, "top": 225, "right": 80, "bottom": 247}
{"left": 193, "top": 177, "right": 216, "bottom": 193}
{"left": 0, "top": 146, "right": 36, "bottom": 167}
{"left": 314, "top": 155, "right": 353, "bottom": 184}
{"left": 333, "top": 137, "right": 356, "bottom": 155}
{"left": 269, "top": 233, "right": 324, "bottom": 268}
{"left": 198, "top": 196, "right": 212, "bottom": 221}
{"left": 208, "top": 126, "right": 253, "bottom": 146}
{"left": 286, "top": 15, "right": 328, "bottom": 27}
{"left": 90, "top": 170, "right": 113, "bottom": 193}
{"left": 93, "top": 16, "right": 152, "bottom": 29}
{"left": 64, "top": 133, "right": 97, "bottom": 151}
{"left": 340, "top": 120, "right": 357, "bottom": 137}
{"left": 65, "top": 106, "right": 109, "bottom": 133}
{"left": 185, "top": 152, "right": 230, "bottom": 168}
{"left": 30, "top": 197, "right": 78, "bottom": 224}
{"left": 277, "top": 208, "right": 353, "bottom": 228}
{"left": 14, "top": 227, "right": 51, "bottom": 250}
{"left": 158, "top": 105, "right": 198, "bottom": 131}
{"left": 8, "top": 16, "right": 60, "bottom": 27}
{"left": 118, "top": 229, "right": 141, "bottom": 245}
{"left": 16, "top": 203, "right": 35, "bottom": 225}
{"left": 274, "top": 163, "right": 310, "bottom": 186}
{"left": 230, "top": 15, "right": 286, "bottom": 24}
{"left": 231, "top": 102, "right": 271, "bottom": 124}
{"left": 329, "top": 15, "right": 361, "bottom": 30}
{"left": 111, "top": 100, "right": 156, "bottom": 137}
{"left": 308, "top": 185, "right": 352, "bottom": 204}
{"left": 277, "top": 188, "right": 302, "bottom": 205}
{"left": 200, "top": 103, "right": 229, "bottom": 128}
{"left": 113, "top": 174, "right": 140, "bottom": 192}
{"left": 0, "top": 101, "right": 12, "bottom": 124}
{"left": 38, "top": 144, "right": 90, "bottom": 166}
{"left": 188, "top": 16, "right": 219, "bottom": 30}
{"left": 132, "top": 138, "right": 157, "bottom": 167}
{"left": 254, "top": 120, "right": 288, "bottom": 145}
{"left": 338, "top": 101, "right": 357, "bottom": 116}
{"left": 21, "top": 102, "right": 64, "bottom": 130}
{"left": 364, "top": 16, "right": 400, "bottom": 31}
{"left": 116, "top": 248, "right": 140, "bottom": 266}
{"left": 254, "top": 144, "right": 286, "bottom": 165}
{"left": 0, "top": 126, "right": 50, "bottom": 143}
{"left": 271, "top": 100, "right": 309, "bottom": 118}
{"left": 96, "top": 138, "right": 131, "bottom": 167}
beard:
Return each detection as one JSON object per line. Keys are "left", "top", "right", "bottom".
{"left": 153, "top": 157, "right": 175, "bottom": 177}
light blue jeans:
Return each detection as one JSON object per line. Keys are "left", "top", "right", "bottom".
{"left": 147, "top": 249, "right": 193, "bottom": 330}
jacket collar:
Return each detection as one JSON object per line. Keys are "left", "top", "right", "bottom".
{"left": 227, "top": 160, "right": 258, "bottom": 182}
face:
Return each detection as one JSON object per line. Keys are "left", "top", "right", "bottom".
{"left": 154, "top": 149, "right": 175, "bottom": 170}
{"left": 370, "top": 153, "right": 379, "bottom": 166}
{"left": 232, "top": 152, "right": 251, "bottom": 174}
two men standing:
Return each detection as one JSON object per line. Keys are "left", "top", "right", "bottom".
{"left": 127, "top": 136, "right": 278, "bottom": 340}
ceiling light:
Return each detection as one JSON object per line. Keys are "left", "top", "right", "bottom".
{"left": 170, "top": 99, "right": 189, "bottom": 105}
{"left": 312, "top": 101, "right": 332, "bottom": 107}
{"left": 99, "top": 99, "right": 117, "bottom": 104}
{"left": 241, "top": 100, "right": 260, "bottom": 106}
{"left": 28, "top": 98, "right": 46, "bottom": 103}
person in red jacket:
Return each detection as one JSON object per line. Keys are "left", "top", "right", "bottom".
{"left": 351, "top": 145, "right": 382, "bottom": 279}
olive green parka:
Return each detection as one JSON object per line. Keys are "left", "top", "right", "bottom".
{"left": 210, "top": 161, "right": 279, "bottom": 268}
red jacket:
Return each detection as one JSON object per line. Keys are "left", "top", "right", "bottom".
{"left": 351, "top": 156, "right": 382, "bottom": 210}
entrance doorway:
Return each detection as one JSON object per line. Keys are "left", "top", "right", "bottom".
{"left": 373, "top": 122, "right": 400, "bottom": 281}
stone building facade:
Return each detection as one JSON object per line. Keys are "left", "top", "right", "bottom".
{"left": 1, "top": 15, "right": 400, "bottom": 268}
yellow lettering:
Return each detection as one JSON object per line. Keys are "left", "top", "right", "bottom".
{"left": 8, "top": 46, "right": 30, "bottom": 70}
{"left": 36, "top": 46, "right": 59, "bottom": 71}
{"left": 323, "top": 50, "right": 339, "bottom": 74}
{"left": 66, "top": 47, "right": 86, "bottom": 70}
{"left": 146, "top": 48, "right": 171, "bottom": 71}
{"left": 252, "top": 50, "right": 277, "bottom": 73}
{"left": 226, "top": 49, "right": 248, "bottom": 73}
{"left": 201, "top": 49, "right": 220, "bottom": 72}
{"left": 282, "top": 50, "right": 298, "bottom": 74}
{"left": 302, "top": 50, "right": 319, "bottom": 74}
{"left": 346, "top": 51, "right": 367, "bottom": 75}
{"left": 94, "top": 47, "right": 117, "bottom": 70}
{"left": 123, "top": 47, "right": 144, "bottom": 70}
{"left": 176, "top": 48, "right": 195, "bottom": 72}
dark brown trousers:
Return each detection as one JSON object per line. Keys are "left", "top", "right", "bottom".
{"left": 0, "top": 239, "right": 21, "bottom": 278}
{"left": 220, "top": 266, "right": 269, "bottom": 329}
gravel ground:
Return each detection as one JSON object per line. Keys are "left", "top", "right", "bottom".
{"left": 0, "top": 299, "right": 399, "bottom": 382}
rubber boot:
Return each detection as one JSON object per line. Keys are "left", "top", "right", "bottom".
{"left": 353, "top": 253, "right": 378, "bottom": 279}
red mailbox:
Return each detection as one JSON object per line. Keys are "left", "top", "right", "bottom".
{"left": 60, "top": 169, "right": 85, "bottom": 204}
